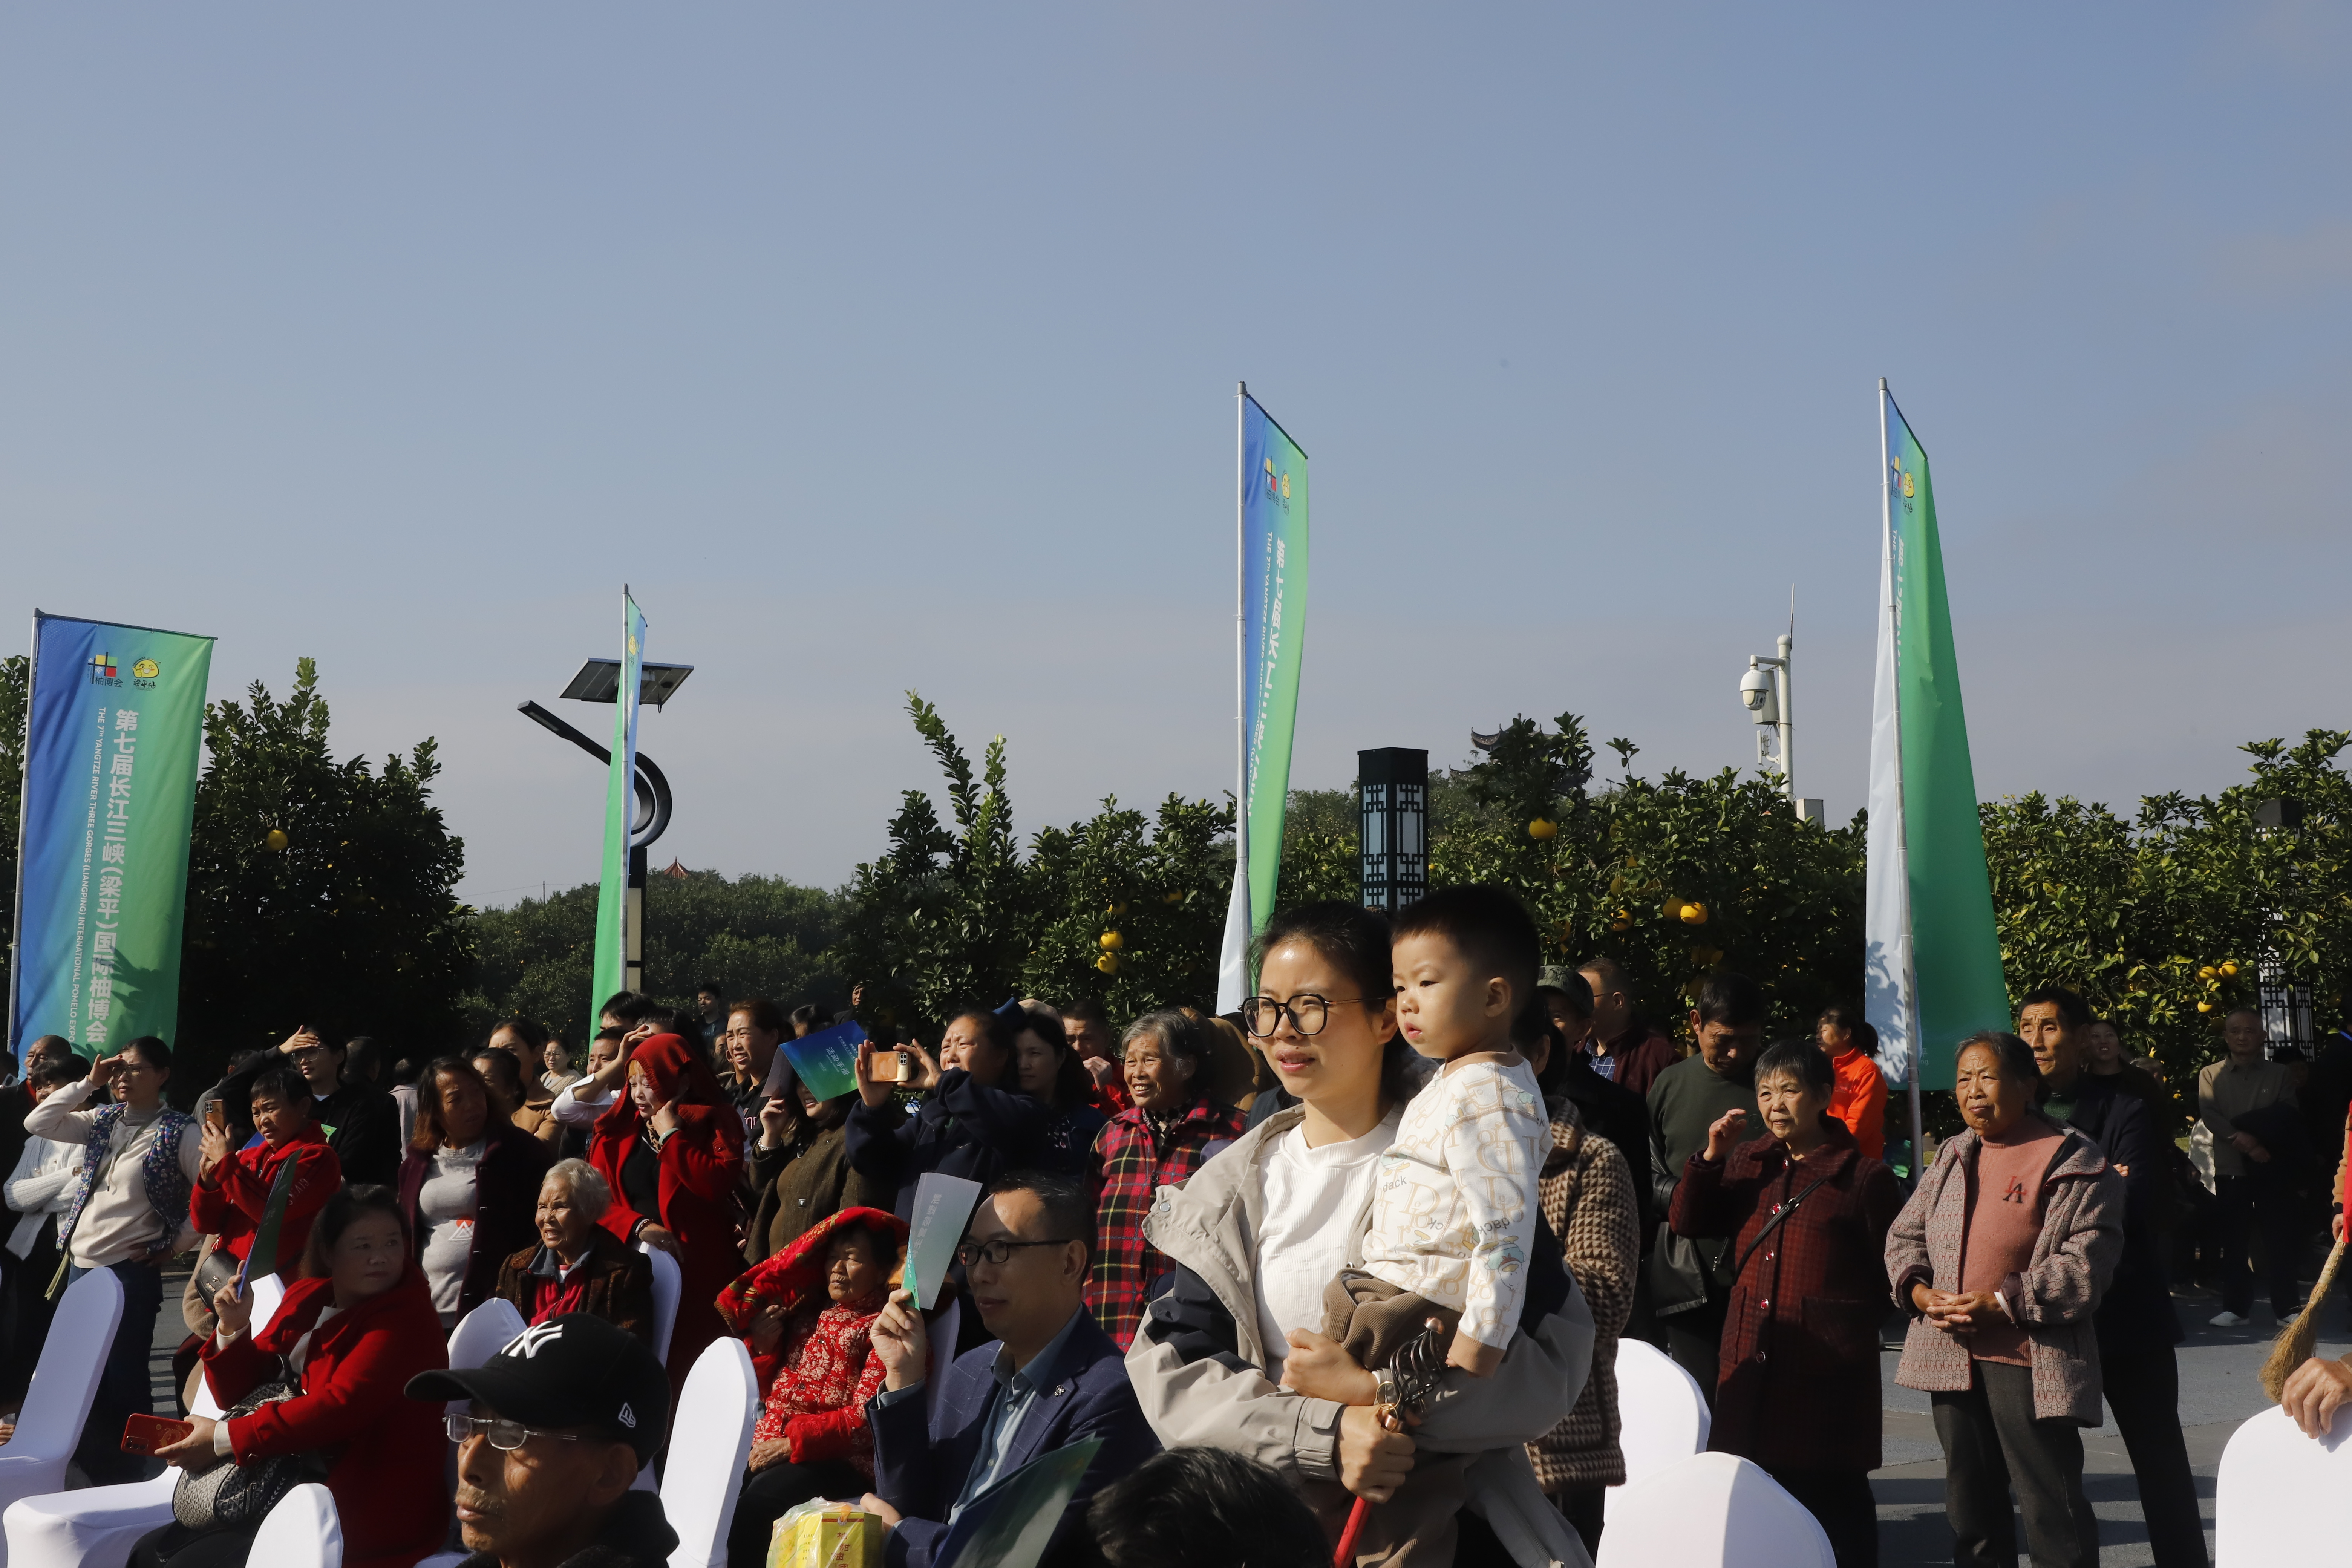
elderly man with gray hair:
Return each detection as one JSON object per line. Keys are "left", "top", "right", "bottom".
{"left": 493, "top": 1158, "right": 659, "bottom": 1347}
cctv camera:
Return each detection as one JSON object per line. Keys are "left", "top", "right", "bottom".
{"left": 1738, "top": 665, "right": 1772, "bottom": 714}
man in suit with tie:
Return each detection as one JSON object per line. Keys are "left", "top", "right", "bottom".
{"left": 862, "top": 1169, "right": 1159, "bottom": 1568}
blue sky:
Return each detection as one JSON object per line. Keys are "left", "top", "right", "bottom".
{"left": 4, "top": 5, "right": 2347, "bottom": 906}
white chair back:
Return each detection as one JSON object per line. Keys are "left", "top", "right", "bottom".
{"left": 249, "top": 1482, "right": 342, "bottom": 1568}
{"left": 925, "top": 1297, "right": 961, "bottom": 1431}
{"left": 1605, "top": 1338, "right": 1710, "bottom": 1518}
{"left": 1597, "top": 1451, "right": 1833, "bottom": 1568}
{"left": 11, "top": 1267, "right": 126, "bottom": 1467}
{"left": 445, "top": 1298, "right": 529, "bottom": 1383}
{"left": 660, "top": 1337, "right": 760, "bottom": 1568}
{"left": 2215, "top": 1404, "right": 2352, "bottom": 1565}
{"left": 640, "top": 1240, "right": 681, "bottom": 1364}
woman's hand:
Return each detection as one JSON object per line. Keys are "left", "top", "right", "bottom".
{"left": 650, "top": 1102, "right": 680, "bottom": 1137}
{"left": 903, "top": 1042, "right": 942, "bottom": 1091}
{"left": 213, "top": 1278, "right": 253, "bottom": 1341}
{"left": 747, "top": 1302, "right": 787, "bottom": 1356}
{"left": 1279, "top": 1330, "right": 1378, "bottom": 1406}
{"left": 638, "top": 1224, "right": 680, "bottom": 1256}
{"left": 758, "top": 1097, "right": 793, "bottom": 1150}
{"left": 277, "top": 1026, "right": 322, "bottom": 1058}
{"left": 857, "top": 1493, "right": 903, "bottom": 1529}
{"left": 1083, "top": 1056, "right": 1119, "bottom": 1088}
{"left": 746, "top": 1436, "right": 792, "bottom": 1472}
{"left": 1703, "top": 1108, "right": 1749, "bottom": 1162}
{"left": 197, "top": 1120, "right": 231, "bottom": 1183}
{"left": 2281, "top": 1355, "right": 2352, "bottom": 1440}
{"left": 869, "top": 1288, "right": 929, "bottom": 1390}
{"left": 1911, "top": 1283, "right": 1978, "bottom": 1334}
{"left": 152, "top": 1415, "right": 222, "bottom": 1470}
{"left": 1337, "top": 1405, "right": 1416, "bottom": 1503}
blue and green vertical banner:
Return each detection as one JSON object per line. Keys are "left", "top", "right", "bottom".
{"left": 1865, "top": 384, "right": 2009, "bottom": 1090}
{"left": 590, "top": 591, "right": 646, "bottom": 1020}
{"left": 9, "top": 612, "right": 214, "bottom": 1053}
{"left": 1216, "top": 387, "right": 1309, "bottom": 1012}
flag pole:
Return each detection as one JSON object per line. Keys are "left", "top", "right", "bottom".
{"left": 1882, "top": 378, "right": 1927, "bottom": 1177}
{"left": 1234, "top": 380, "right": 1249, "bottom": 963}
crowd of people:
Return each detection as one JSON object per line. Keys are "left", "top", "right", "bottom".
{"left": 1, "top": 895, "right": 2348, "bottom": 1568}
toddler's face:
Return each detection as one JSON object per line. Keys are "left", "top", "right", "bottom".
{"left": 1391, "top": 931, "right": 1510, "bottom": 1060}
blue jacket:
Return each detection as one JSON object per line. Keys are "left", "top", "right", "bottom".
{"left": 847, "top": 1070, "right": 1050, "bottom": 1221}
{"left": 2057, "top": 1074, "right": 2182, "bottom": 1351}
{"left": 868, "top": 1308, "right": 1159, "bottom": 1568}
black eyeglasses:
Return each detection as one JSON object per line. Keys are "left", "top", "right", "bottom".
{"left": 955, "top": 1237, "right": 1080, "bottom": 1268}
{"left": 1240, "top": 995, "right": 1377, "bottom": 1039}
{"left": 444, "top": 1413, "right": 580, "bottom": 1452}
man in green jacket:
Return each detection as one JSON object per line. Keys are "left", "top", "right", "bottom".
{"left": 1645, "top": 971, "right": 1765, "bottom": 1398}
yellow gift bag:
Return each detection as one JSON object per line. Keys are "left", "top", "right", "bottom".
{"left": 766, "top": 1501, "right": 883, "bottom": 1568}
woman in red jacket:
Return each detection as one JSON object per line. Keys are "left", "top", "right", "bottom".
{"left": 589, "top": 1031, "right": 746, "bottom": 1393}
{"left": 136, "top": 1183, "right": 451, "bottom": 1568}
{"left": 714, "top": 1206, "right": 907, "bottom": 1568}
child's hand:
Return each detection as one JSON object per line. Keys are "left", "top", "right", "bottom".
{"left": 1279, "top": 1329, "right": 1378, "bottom": 1405}
{"left": 1444, "top": 1330, "right": 1503, "bottom": 1378}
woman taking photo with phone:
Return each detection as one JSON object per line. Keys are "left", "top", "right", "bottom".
{"left": 135, "top": 1185, "right": 449, "bottom": 1568}
{"left": 845, "top": 1004, "right": 1049, "bottom": 1220}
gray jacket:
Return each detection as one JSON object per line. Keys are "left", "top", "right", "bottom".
{"left": 1885, "top": 1121, "right": 2126, "bottom": 1425}
{"left": 1125, "top": 1105, "right": 1594, "bottom": 1568}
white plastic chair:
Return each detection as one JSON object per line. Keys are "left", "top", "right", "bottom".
{"left": 2215, "top": 1403, "right": 2352, "bottom": 1565}
{"left": 0, "top": 1269, "right": 127, "bottom": 1557}
{"left": 1597, "top": 1451, "right": 1833, "bottom": 1568}
{"left": 4, "top": 1275, "right": 284, "bottom": 1568}
{"left": 1605, "top": 1338, "right": 1710, "bottom": 1519}
{"left": 249, "top": 1482, "right": 341, "bottom": 1568}
{"left": 659, "top": 1337, "right": 759, "bottom": 1568}
{"left": 641, "top": 1241, "right": 681, "bottom": 1365}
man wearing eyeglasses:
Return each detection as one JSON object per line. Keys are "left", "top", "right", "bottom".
{"left": 406, "top": 1312, "right": 678, "bottom": 1567}
{"left": 861, "top": 1170, "right": 1159, "bottom": 1567}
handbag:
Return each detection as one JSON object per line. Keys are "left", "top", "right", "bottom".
{"left": 171, "top": 1378, "right": 329, "bottom": 1530}
{"left": 191, "top": 1241, "right": 240, "bottom": 1310}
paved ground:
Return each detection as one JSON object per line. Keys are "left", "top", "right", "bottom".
{"left": 1873, "top": 1282, "right": 2352, "bottom": 1566}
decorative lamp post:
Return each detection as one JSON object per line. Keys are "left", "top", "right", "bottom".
{"left": 519, "top": 658, "right": 694, "bottom": 995}
{"left": 1359, "top": 748, "right": 1429, "bottom": 914}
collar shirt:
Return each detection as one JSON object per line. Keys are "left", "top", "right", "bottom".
{"left": 951, "top": 1305, "right": 1088, "bottom": 1518}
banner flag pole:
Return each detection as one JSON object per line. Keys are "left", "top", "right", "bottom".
{"left": 591, "top": 589, "right": 647, "bottom": 1022}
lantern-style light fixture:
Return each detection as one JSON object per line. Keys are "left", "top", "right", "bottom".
{"left": 1360, "top": 748, "right": 1429, "bottom": 915}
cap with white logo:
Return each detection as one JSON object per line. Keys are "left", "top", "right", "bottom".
{"left": 404, "top": 1312, "right": 671, "bottom": 1465}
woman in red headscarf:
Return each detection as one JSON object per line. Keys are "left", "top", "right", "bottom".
{"left": 589, "top": 1032, "right": 747, "bottom": 1392}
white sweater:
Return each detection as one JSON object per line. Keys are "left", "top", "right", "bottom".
{"left": 24, "top": 1081, "right": 203, "bottom": 1267}
{"left": 4, "top": 1133, "right": 84, "bottom": 1260}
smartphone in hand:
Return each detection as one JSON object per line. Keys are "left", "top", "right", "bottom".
{"left": 121, "top": 1413, "right": 194, "bottom": 1456}
{"left": 876, "top": 1049, "right": 909, "bottom": 1084}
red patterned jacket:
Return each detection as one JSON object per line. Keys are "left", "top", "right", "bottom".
{"left": 751, "top": 1295, "right": 890, "bottom": 1476}
{"left": 1086, "top": 1096, "right": 1246, "bottom": 1348}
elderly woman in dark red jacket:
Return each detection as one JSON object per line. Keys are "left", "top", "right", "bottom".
{"left": 589, "top": 1031, "right": 746, "bottom": 1392}
{"left": 135, "top": 1184, "right": 450, "bottom": 1568}
{"left": 1669, "top": 1039, "right": 1903, "bottom": 1568}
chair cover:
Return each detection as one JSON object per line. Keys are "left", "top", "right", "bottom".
{"left": 1597, "top": 1452, "right": 1834, "bottom": 1568}
{"left": 642, "top": 1241, "right": 681, "bottom": 1365}
{"left": 659, "top": 1337, "right": 759, "bottom": 1568}
{"left": 2215, "top": 1403, "right": 2352, "bottom": 1566}
{"left": 0, "top": 1268, "right": 127, "bottom": 1565}
{"left": 247, "top": 1483, "right": 341, "bottom": 1568}
{"left": 1605, "top": 1337, "right": 1710, "bottom": 1519}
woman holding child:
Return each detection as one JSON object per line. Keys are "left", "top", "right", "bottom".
{"left": 1125, "top": 896, "right": 1591, "bottom": 1568}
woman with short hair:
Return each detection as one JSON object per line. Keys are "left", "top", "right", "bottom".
{"left": 846, "top": 1004, "right": 1049, "bottom": 1219}
{"left": 1888, "top": 1031, "right": 2126, "bottom": 1568}
{"left": 494, "top": 1158, "right": 656, "bottom": 1346}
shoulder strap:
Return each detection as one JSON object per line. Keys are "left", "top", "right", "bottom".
{"left": 1732, "top": 1167, "right": 1838, "bottom": 1282}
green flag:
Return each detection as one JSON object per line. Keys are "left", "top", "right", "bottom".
{"left": 590, "top": 592, "right": 646, "bottom": 1020}
{"left": 1864, "top": 383, "right": 2009, "bottom": 1090}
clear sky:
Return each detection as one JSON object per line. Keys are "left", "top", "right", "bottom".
{"left": 5, "top": 6, "right": 2347, "bottom": 907}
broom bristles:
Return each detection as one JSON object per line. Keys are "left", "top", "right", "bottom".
{"left": 2261, "top": 1233, "right": 2349, "bottom": 1402}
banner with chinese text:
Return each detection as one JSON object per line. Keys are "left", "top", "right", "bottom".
{"left": 9, "top": 612, "right": 214, "bottom": 1052}
{"left": 590, "top": 591, "right": 646, "bottom": 1018}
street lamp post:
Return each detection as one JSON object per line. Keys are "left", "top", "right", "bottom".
{"left": 1358, "top": 749, "right": 1429, "bottom": 915}
{"left": 519, "top": 657, "right": 692, "bottom": 996}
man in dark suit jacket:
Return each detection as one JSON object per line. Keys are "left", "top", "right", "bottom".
{"left": 2024, "top": 986, "right": 2206, "bottom": 1568}
{"left": 861, "top": 1170, "right": 1159, "bottom": 1568}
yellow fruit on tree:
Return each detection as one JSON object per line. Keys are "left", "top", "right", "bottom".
{"left": 1163, "top": 892, "right": 1182, "bottom": 905}
{"left": 1608, "top": 873, "right": 1628, "bottom": 895}
{"left": 1095, "top": 953, "right": 1120, "bottom": 975}
{"left": 1099, "top": 931, "right": 1123, "bottom": 952}
{"left": 1527, "top": 818, "right": 1557, "bottom": 841}
{"left": 1679, "top": 901, "right": 1709, "bottom": 926}
{"left": 2197, "top": 966, "right": 2216, "bottom": 980}
{"left": 265, "top": 829, "right": 289, "bottom": 851}
{"left": 2197, "top": 1000, "right": 2213, "bottom": 1013}
{"left": 2220, "top": 961, "right": 2239, "bottom": 977}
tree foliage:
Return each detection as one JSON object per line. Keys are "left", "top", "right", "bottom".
{"left": 176, "top": 659, "right": 472, "bottom": 1080}
{"left": 461, "top": 871, "right": 850, "bottom": 1048}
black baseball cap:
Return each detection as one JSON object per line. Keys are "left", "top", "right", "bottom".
{"left": 405, "top": 1313, "right": 670, "bottom": 1465}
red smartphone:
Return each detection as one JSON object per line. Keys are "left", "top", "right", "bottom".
{"left": 121, "top": 1413, "right": 194, "bottom": 1456}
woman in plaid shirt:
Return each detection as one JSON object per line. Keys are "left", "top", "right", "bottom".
{"left": 1087, "top": 1009, "right": 1247, "bottom": 1348}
